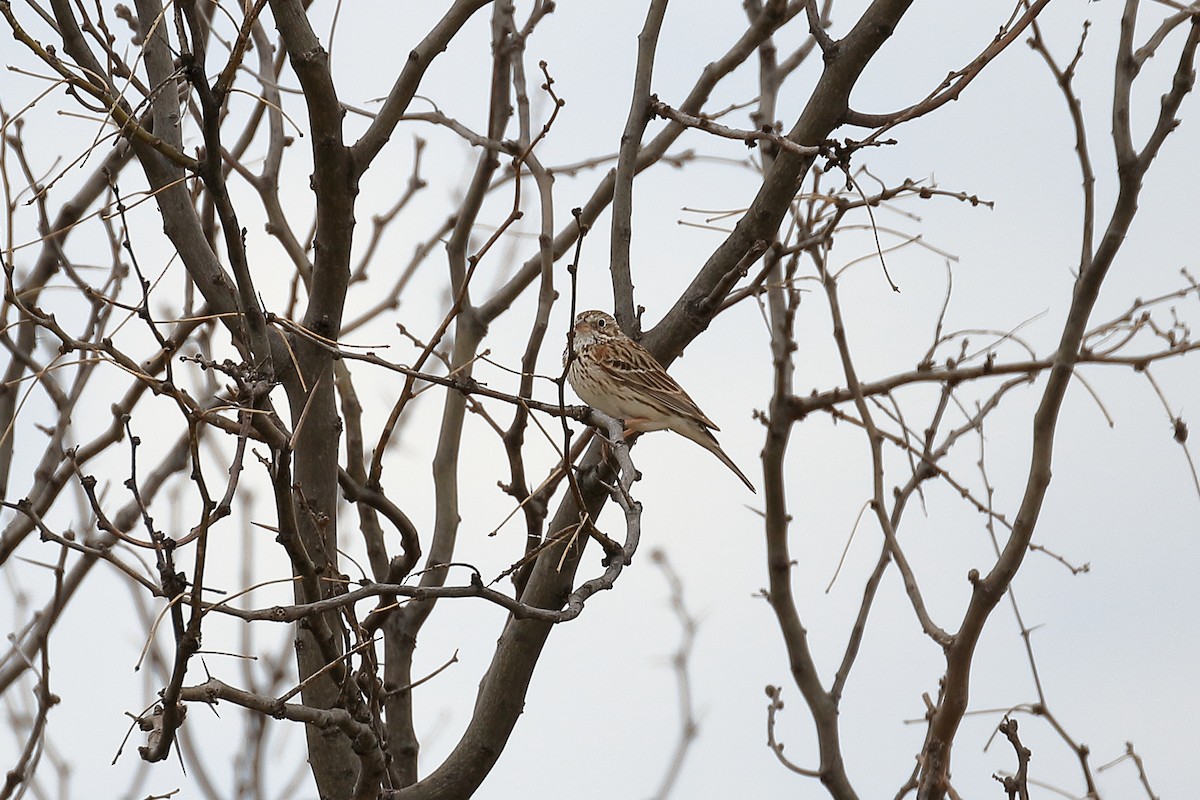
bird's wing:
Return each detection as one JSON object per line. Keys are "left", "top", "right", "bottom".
{"left": 594, "top": 340, "right": 720, "bottom": 430}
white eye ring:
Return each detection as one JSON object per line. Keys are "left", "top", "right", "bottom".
{"left": 596, "top": 318, "right": 606, "bottom": 328}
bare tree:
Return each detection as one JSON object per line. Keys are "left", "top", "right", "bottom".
{"left": 2, "top": 1, "right": 1197, "bottom": 799}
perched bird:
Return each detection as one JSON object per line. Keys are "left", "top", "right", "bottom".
{"left": 564, "top": 309, "right": 756, "bottom": 493}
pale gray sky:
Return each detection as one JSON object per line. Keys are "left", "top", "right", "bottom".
{"left": 3, "top": 1, "right": 1198, "bottom": 799}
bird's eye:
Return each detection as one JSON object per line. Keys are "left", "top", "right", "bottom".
{"left": 596, "top": 318, "right": 606, "bottom": 328}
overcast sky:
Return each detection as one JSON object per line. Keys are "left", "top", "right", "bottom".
{"left": 3, "top": 1, "right": 1198, "bottom": 799}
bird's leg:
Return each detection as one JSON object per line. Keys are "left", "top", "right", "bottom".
{"left": 596, "top": 422, "right": 642, "bottom": 475}
{"left": 621, "top": 418, "right": 650, "bottom": 439}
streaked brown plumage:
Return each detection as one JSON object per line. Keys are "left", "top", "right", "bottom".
{"left": 564, "top": 309, "right": 755, "bottom": 493}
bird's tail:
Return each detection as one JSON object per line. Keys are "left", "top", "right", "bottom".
{"left": 681, "top": 425, "right": 756, "bottom": 493}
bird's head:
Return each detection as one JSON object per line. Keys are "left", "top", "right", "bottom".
{"left": 571, "top": 310, "right": 621, "bottom": 347}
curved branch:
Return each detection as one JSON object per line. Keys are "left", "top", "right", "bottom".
{"left": 351, "top": 0, "right": 495, "bottom": 172}
{"left": 843, "top": 0, "right": 1053, "bottom": 138}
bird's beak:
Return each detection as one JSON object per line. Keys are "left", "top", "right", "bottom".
{"left": 573, "top": 319, "right": 590, "bottom": 334}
